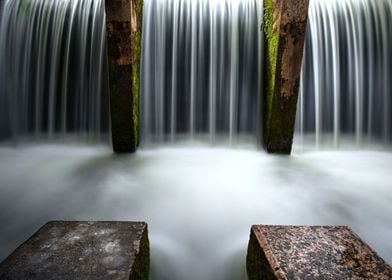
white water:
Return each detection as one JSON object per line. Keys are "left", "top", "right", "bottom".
{"left": 297, "top": 0, "right": 392, "bottom": 148}
{"left": 0, "top": 0, "right": 109, "bottom": 142}
{"left": 0, "top": 0, "right": 391, "bottom": 278}
{"left": 1, "top": 0, "right": 391, "bottom": 149}
{"left": 0, "top": 142, "right": 391, "bottom": 279}
{"left": 140, "top": 0, "right": 263, "bottom": 144}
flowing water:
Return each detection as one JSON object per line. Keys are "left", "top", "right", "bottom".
{"left": 140, "top": 0, "right": 263, "bottom": 144}
{"left": 2, "top": 0, "right": 391, "bottom": 147}
{"left": 0, "top": 0, "right": 392, "bottom": 279}
{"left": 0, "top": 0, "right": 109, "bottom": 142}
{"left": 297, "top": 0, "right": 392, "bottom": 148}
{"left": 0, "top": 142, "right": 391, "bottom": 280}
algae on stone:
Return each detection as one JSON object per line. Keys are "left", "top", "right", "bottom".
{"left": 106, "top": 0, "right": 143, "bottom": 153}
{"left": 131, "top": 0, "right": 143, "bottom": 148}
{"left": 262, "top": 0, "right": 280, "bottom": 144}
{"left": 130, "top": 225, "right": 150, "bottom": 280}
{"left": 261, "top": 0, "right": 309, "bottom": 154}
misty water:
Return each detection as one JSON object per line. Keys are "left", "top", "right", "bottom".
{"left": 0, "top": 140, "right": 392, "bottom": 279}
{"left": 1, "top": 0, "right": 392, "bottom": 278}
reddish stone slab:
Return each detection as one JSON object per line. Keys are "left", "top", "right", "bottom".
{"left": 0, "top": 221, "right": 149, "bottom": 280}
{"left": 247, "top": 225, "right": 392, "bottom": 280}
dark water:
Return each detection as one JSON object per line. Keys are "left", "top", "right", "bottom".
{"left": 0, "top": 0, "right": 109, "bottom": 141}
{"left": 140, "top": 0, "right": 263, "bottom": 144}
{"left": 297, "top": 0, "right": 392, "bottom": 148}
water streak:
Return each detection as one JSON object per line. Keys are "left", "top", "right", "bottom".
{"left": 141, "top": 0, "right": 263, "bottom": 144}
{"left": 1, "top": 0, "right": 391, "bottom": 149}
{"left": 0, "top": 0, "right": 109, "bottom": 142}
{"left": 297, "top": 0, "right": 392, "bottom": 148}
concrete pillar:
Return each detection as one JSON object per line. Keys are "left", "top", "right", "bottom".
{"left": 262, "top": 0, "right": 309, "bottom": 154}
{"left": 105, "top": 0, "right": 143, "bottom": 153}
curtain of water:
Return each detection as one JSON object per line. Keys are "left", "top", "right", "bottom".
{"left": 0, "top": 0, "right": 109, "bottom": 142}
{"left": 141, "top": 0, "right": 263, "bottom": 144}
{"left": 297, "top": 0, "right": 392, "bottom": 148}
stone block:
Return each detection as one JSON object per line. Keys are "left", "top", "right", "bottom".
{"left": 0, "top": 221, "right": 149, "bottom": 280}
{"left": 247, "top": 225, "right": 392, "bottom": 279}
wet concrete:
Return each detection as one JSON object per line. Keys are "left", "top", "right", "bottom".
{"left": 105, "top": 0, "right": 143, "bottom": 153}
{"left": 0, "top": 221, "right": 149, "bottom": 279}
{"left": 263, "top": 0, "right": 309, "bottom": 154}
{"left": 247, "top": 225, "right": 392, "bottom": 279}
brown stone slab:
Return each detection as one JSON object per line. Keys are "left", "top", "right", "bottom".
{"left": 247, "top": 225, "right": 392, "bottom": 280}
{"left": 0, "top": 221, "right": 149, "bottom": 280}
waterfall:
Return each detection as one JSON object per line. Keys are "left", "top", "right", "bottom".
{"left": 141, "top": 0, "right": 263, "bottom": 144}
{"left": 0, "top": 0, "right": 109, "bottom": 142}
{"left": 297, "top": 0, "right": 392, "bottom": 148}
{"left": 1, "top": 0, "right": 391, "bottom": 149}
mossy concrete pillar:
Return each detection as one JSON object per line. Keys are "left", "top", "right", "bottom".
{"left": 262, "top": 0, "right": 309, "bottom": 154}
{"left": 105, "top": 0, "right": 142, "bottom": 153}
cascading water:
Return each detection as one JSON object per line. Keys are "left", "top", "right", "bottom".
{"left": 0, "top": 0, "right": 109, "bottom": 142}
{"left": 297, "top": 0, "right": 392, "bottom": 148}
{"left": 1, "top": 0, "right": 390, "bottom": 149}
{"left": 0, "top": 0, "right": 392, "bottom": 280}
{"left": 141, "top": 0, "right": 263, "bottom": 144}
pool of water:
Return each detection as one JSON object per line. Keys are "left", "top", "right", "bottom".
{"left": 0, "top": 141, "right": 391, "bottom": 279}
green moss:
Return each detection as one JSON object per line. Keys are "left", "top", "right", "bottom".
{"left": 262, "top": 0, "right": 279, "bottom": 143}
{"left": 132, "top": 0, "right": 143, "bottom": 149}
{"left": 261, "top": 0, "right": 307, "bottom": 154}
{"left": 267, "top": 84, "right": 299, "bottom": 154}
{"left": 130, "top": 226, "right": 150, "bottom": 280}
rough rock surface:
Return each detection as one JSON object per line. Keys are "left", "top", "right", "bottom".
{"left": 0, "top": 221, "right": 149, "bottom": 280}
{"left": 247, "top": 225, "right": 392, "bottom": 280}
{"left": 262, "top": 0, "right": 309, "bottom": 154}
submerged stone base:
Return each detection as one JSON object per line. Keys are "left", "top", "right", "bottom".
{"left": 0, "top": 221, "right": 149, "bottom": 280}
{"left": 247, "top": 225, "right": 392, "bottom": 280}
